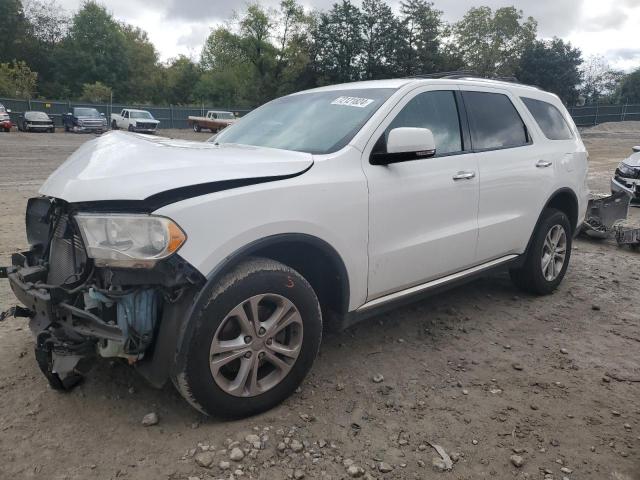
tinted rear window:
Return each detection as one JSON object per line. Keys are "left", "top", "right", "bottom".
{"left": 521, "top": 97, "right": 573, "bottom": 140}
{"left": 462, "top": 91, "right": 529, "bottom": 150}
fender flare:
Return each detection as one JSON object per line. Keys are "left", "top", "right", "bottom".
{"left": 520, "top": 187, "right": 579, "bottom": 261}
{"left": 137, "top": 233, "right": 349, "bottom": 388}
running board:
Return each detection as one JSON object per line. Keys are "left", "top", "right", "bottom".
{"left": 357, "top": 255, "right": 518, "bottom": 312}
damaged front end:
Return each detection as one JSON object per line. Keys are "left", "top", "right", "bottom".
{"left": 1, "top": 197, "right": 204, "bottom": 390}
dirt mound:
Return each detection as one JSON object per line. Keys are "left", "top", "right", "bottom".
{"left": 585, "top": 121, "right": 640, "bottom": 134}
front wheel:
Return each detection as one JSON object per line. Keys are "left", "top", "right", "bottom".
{"left": 173, "top": 258, "right": 322, "bottom": 418}
{"left": 111, "top": 120, "right": 118, "bottom": 130}
{"left": 510, "top": 208, "right": 572, "bottom": 295}
{"left": 23, "top": 122, "right": 29, "bottom": 132}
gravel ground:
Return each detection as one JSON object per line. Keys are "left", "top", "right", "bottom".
{"left": 0, "top": 127, "right": 639, "bottom": 480}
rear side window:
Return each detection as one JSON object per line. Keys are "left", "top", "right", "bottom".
{"left": 462, "top": 91, "right": 529, "bottom": 150}
{"left": 521, "top": 97, "right": 573, "bottom": 140}
{"left": 386, "top": 90, "right": 462, "bottom": 155}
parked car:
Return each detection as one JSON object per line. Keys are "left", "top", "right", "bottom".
{"left": 0, "top": 103, "right": 12, "bottom": 132}
{"left": 2, "top": 76, "right": 588, "bottom": 418}
{"left": 187, "top": 110, "right": 235, "bottom": 132}
{"left": 63, "top": 107, "right": 107, "bottom": 133}
{"left": 17, "top": 111, "right": 55, "bottom": 133}
{"left": 111, "top": 108, "right": 160, "bottom": 133}
{"left": 611, "top": 145, "right": 640, "bottom": 203}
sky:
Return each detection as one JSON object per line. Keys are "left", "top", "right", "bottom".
{"left": 55, "top": 0, "right": 640, "bottom": 71}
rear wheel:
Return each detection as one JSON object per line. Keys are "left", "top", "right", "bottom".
{"left": 510, "top": 208, "right": 572, "bottom": 295}
{"left": 173, "top": 258, "right": 322, "bottom": 418}
{"left": 193, "top": 123, "right": 201, "bottom": 132}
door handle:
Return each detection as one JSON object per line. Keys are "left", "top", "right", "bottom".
{"left": 452, "top": 171, "right": 476, "bottom": 181}
{"left": 536, "top": 160, "right": 553, "bottom": 168}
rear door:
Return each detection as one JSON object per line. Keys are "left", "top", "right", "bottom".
{"left": 461, "top": 88, "right": 554, "bottom": 261}
{"left": 363, "top": 86, "right": 480, "bottom": 300}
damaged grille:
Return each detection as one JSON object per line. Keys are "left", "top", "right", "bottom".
{"left": 47, "top": 214, "right": 88, "bottom": 286}
{"left": 616, "top": 166, "right": 640, "bottom": 180}
{"left": 136, "top": 122, "right": 156, "bottom": 130}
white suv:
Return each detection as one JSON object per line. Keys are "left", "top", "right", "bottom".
{"left": 3, "top": 77, "right": 588, "bottom": 417}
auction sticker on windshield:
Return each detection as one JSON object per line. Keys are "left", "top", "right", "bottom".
{"left": 331, "top": 96, "right": 375, "bottom": 108}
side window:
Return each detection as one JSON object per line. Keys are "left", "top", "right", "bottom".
{"left": 124, "top": 111, "right": 129, "bottom": 118}
{"left": 462, "top": 91, "right": 529, "bottom": 150}
{"left": 385, "top": 90, "right": 462, "bottom": 156}
{"left": 521, "top": 97, "right": 573, "bottom": 140}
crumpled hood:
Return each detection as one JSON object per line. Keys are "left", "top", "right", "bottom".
{"left": 623, "top": 151, "right": 640, "bottom": 168}
{"left": 39, "top": 131, "right": 313, "bottom": 203}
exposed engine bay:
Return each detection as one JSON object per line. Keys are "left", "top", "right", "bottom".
{"left": 1, "top": 197, "right": 203, "bottom": 390}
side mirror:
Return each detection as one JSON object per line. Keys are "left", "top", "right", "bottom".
{"left": 100, "top": 112, "right": 105, "bottom": 116}
{"left": 371, "top": 127, "right": 436, "bottom": 165}
{"left": 6, "top": 109, "right": 11, "bottom": 113}
{"left": 633, "top": 146, "right": 640, "bottom": 153}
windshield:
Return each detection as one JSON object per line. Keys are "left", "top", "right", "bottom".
{"left": 213, "top": 112, "right": 234, "bottom": 120}
{"left": 75, "top": 108, "right": 100, "bottom": 117}
{"left": 25, "top": 111, "right": 50, "bottom": 121}
{"left": 131, "top": 111, "right": 153, "bottom": 119}
{"left": 212, "top": 88, "right": 396, "bottom": 154}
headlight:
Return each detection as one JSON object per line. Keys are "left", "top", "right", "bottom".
{"left": 74, "top": 214, "right": 186, "bottom": 268}
{"left": 618, "top": 162, "right": 638, "bottom": 177}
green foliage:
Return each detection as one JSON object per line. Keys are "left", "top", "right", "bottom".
{"left": 517, "top": 38, "right": 583, "bottom": 105}
{"left": 617, "top": 68, "right": 640, "bottom": 104}
{"left": 79, "top": 81, "right": 112, "bottom": 102}
{"left": 453, "top": 6, "right": 537, "bottom": 76}
{"left": 580, "top": 56, "right": 625, "bottom": 105}
{"left": 2, "top": 0, "right": 622, "bottom": 111}
{"left": 0, "top": 61, "right": 38, "bottom": 98}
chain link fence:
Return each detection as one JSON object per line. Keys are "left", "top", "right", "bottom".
{"left": 568, "top": 104, "right": 640, "bottom": 127}
{"left": 0, "top": 98, "right": 251, "bottom": 129}
{"left": 2, "top": 97, "right": 640, "bottom": 130}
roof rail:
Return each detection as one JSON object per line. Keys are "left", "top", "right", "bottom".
{"left": 408, "top": 70, "right": 533, "bottom": 87}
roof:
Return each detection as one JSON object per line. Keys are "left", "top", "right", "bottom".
{"left": 297, "top": 76, "right": 544, "bottom": 95}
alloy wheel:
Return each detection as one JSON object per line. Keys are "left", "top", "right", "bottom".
{"left": 209, "top": 294, "right": 303, "bottom": 397}
{"left": 541, "top": 224, "right": 567, "bottom": 281}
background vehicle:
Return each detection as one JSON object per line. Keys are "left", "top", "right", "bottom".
{"left": 17, "top": 111, "right": 55, "bottom": 133}
{"left": 63, "top": 107, "right": 106, "bottom": 133}
{"left": 611, "top": 145, "right": 640, "bottom": 203}
{"left": 2, "top": 76, "right": 588, "bottom": 418}
{"left": 0, "top": 103, "right": 12, "bottom": 132}
{"left": 111, "top": 108, "right": 160, "bottom": 133}
{"left": 187, "top": 110, "right": 235, "bottom": 132}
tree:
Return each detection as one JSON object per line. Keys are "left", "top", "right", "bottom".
{"left": 120, "top": 25, "right": 161, "bottom": 103}
{"left": 516, "top": 38, "right": 582, "bottom": 105}
{"left": 360, "top": 0, "right": 401, "bottom": 79}
{"left": 163, "top": 56, "right": 201, "bottom": 105}
{"left": 314, "top": 0, "right": 364, "bottom": 83}
{"left": 0, "top": 61, "right": 38, "bottom": 98}
{"left": 580, "top": 56, "right": 624, "bottom": 105}
{"left": 79, "top": 81, "right": 111, "bottom": 102}
{"left": 55, "top": 2, "right": 127, "bottom": 97}
{"left": 397, "top": 0, "right": 446, "bottom": 76}
{"left": 453, "top": 6, "right": 537, "bottom": 76}
{"left": 617, "top": 68, "right": 640, "bottom": 104}
{"left": 0, "top": 1, "right": 30, "bottom": 64}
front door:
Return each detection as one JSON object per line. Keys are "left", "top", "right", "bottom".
{"left": 362, "top": 87, "right": 479, "bottom": 301}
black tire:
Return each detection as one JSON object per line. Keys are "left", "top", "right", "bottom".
{"left": 23, "top": 122, "right": 29, "bottom": 132}
{"left": 128, "top": 124, "right": 134, "bottom": 132}
{"left": 510, "top": 208, "right": 572, "bottom": 295}
{"left": 64, "top": 124, "right": 69, "bottom": 132}
{"left": 173, "top": 257, "right": 322, "bottom": 418}
{"left": 49, "top": 127, "right": 55, "bottom": 133}
{"left": 193, "top": 123, "right": 201, "bottom": 132}
{"left": 111, "top": 120, "right": 118, "bottom": 130}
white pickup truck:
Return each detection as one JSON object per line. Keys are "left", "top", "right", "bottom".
{"left": 111, "top": 109, "right": 160, "bottom": 134}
